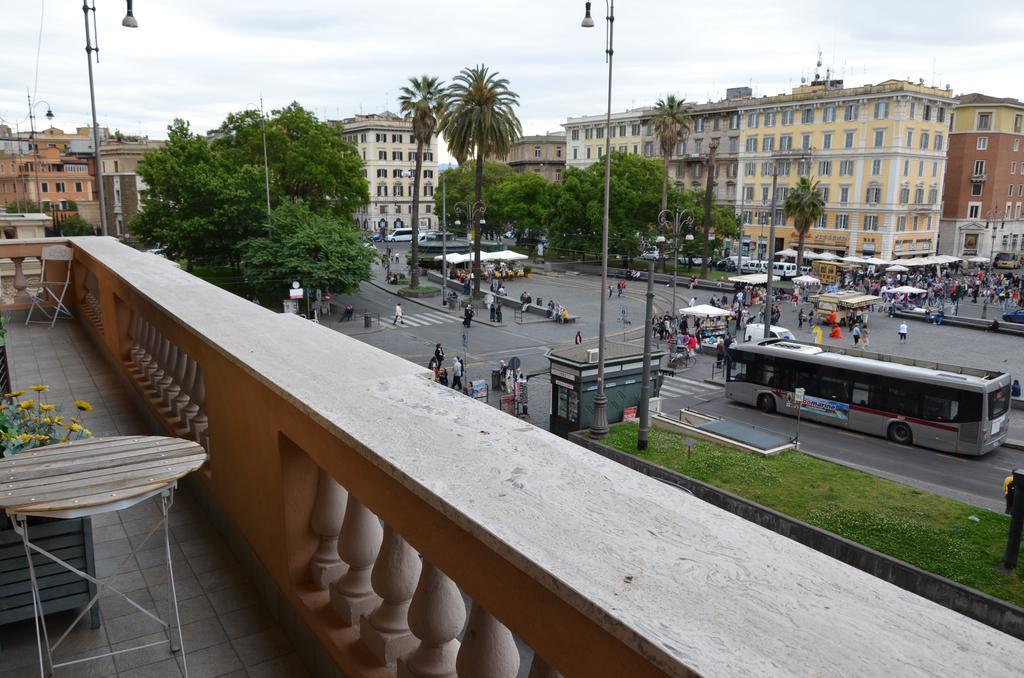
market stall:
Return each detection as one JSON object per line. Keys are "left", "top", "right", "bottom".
{"left": 678, "top": 304, "right": 733, "bottom": 352}
{"left": 810, "top": 291, "right": 882, "bottom": 326}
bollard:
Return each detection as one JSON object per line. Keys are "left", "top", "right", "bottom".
{"left": 363, "top": 312, "right": 372, "bottom": 329}
{"left": 1002, "top": 469, "right": 1024, "bottom": 570}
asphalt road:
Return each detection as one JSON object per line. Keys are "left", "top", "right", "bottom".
{"left": 328, "top": 243, "right": 1021, "bottom": 512}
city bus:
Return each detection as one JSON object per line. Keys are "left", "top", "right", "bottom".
{"left": 993, "top": 252, "right": 1020, "bottom": 270}
{"left": 725, "top": 340, "right": 1011, "bottom": 455}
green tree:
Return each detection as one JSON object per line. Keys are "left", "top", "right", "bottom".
{"left": 650, "top": 95, "right": 692, "bottom": 213}
{"left": 546, "top": 153, "right": 663, "bottom": 259}
{"left": 243, "top": 200, "right": 376, "bottom": 297}
{"left": 130, "top": 119, "right": 266, "bottom": 269}
{"left": 434, "top": 162, "right": 514, "bottom": 236}
{"left": 440, "top": 65, "right": 522, "bottom": 295}
{"left": 399, "top": 75, "right": 447, "bottom": 287}
{"left": 489, "top": 171, "right": 551, "bottom": 242}
{"left": 212, "top": 102, "right": 369, "bottom": 217}
{"left": 58, "top": 215, "right": 98, "bottom": 236}
{"left": 783, "top": 176, "right": 825, "bottom": 271}
{"left": 3, "top": 199, "right": 41, "bottom": 213}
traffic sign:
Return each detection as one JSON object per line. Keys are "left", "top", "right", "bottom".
{"left": 508, "top": 356, "right": 521, "bottom": 371}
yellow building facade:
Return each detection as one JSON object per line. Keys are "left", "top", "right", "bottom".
{"left": 735, "top": 79, "right": 955, "bottom": 260}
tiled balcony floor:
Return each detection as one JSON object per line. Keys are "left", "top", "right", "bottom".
{"left": 1, "top": 317, "right": 307, "bottom": 678}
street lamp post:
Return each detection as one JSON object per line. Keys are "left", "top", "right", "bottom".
{"left": 81, "top": 0, "right": 138, "bottom": 237}
{"left": 581, "top": 0, "right": 615, "bottom": 439}
{"left": 246, "top": 99, "right": 273, "bottom": 234}
{"left": 454, "top": 201, "right": 486, "bottom": 291}
{"left": 25, "top": 96, "right": 54, "bottom": 212}
{"left": 441, "top": 171, "right": 448, "bottom": 304}
{"left": 659, "top": 209, "right": 695, "bottom": 319}
{"left": 636, "top": 229, "right": 663, "bottom": 451}
{"left": 763, "top": 159, "right": 780, "bottom": 340}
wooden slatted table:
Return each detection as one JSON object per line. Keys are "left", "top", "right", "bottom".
{"left": 0, "top": 436, "right": 206, "bottom": 677}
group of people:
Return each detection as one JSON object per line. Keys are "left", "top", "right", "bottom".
{"left": 428, "top": 343, "right": 466, "bottom": 391}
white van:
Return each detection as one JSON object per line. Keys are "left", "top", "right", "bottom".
{"left": 388, "top": 228, "right": 413, "bottom": 242}
{"left": 740, "top": 259, "right": 766, "bottom": 273}
{"left": 772, "top": 261, "right": 798, "bottom": 279}
{"left": 743, "top": 324, "right": 795, "bottom": 342}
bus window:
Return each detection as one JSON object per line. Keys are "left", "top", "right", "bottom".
{"left": 923, "top": 394, "right": 957, "bottom": 422}
{"left": 728, "top": 360, "right": 749, "bottom": 382}
{"left": 818, "top": 369, "right": 850, "bottom": 402}
{"left": 989, "top": 387, "right": 1010, "bottom": 419}
{"left": 958, "top": 392, "right": 983, "bottom": 422}
{"left": 886, "top": 384, "right": 921, "bottom": 418}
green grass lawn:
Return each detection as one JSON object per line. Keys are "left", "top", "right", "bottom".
{"left": 607, "top": 423, "right": 1024, "bottom": 607}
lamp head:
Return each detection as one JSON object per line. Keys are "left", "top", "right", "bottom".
{"left": 454, "top": 219, "right": 461, "bottom": 227}
{"left": 581, "top": 1, "right": 595, "bottom": 27}
{"left": 479, "top": 218, "right": 486, "bottom": 226}
{"left": 655, "top": 235, "right": 666, "bottom": 244}
{"left": 685, "top": 233, "right": 695, "bottom": 242}
{"left": 122, "top": 0, "right": 139, "bottom": 27}
{"left": 45, "top": 108, "right": 54, "bottom": 121}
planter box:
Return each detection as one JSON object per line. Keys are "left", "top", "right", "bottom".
{"left": 0, "top": 517, "right": 100, "bottom": 632}
{"left": 399, "top": 288, "right": 441, "bottom": 299}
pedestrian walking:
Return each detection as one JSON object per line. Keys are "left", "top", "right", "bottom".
{"left": 463, "top": 304, "right": 474, "bottom": 328}
{"left": 608, "top": 285, "right": 613, "bottom": 299}
{"left": 852, "top": 324, "right": 861, "bottom": 346}
{"left": 798, "top": 307, "right": 805, "bottom": 328}
{"left": 434, "top": 343, "right": 445, "bottom": 366}
{"left": 393, "top": 303, "right": 404, "bottom": 326}
{"left": 1005, "top": 473, "right": 1017, "bottom": 515}
{"left": 861, "top": 326, "right": 870, "bottom": 349}
{"left": 574, "top": 330, "right": 583, "bottom": 345}
{"left": 898, "top": 321, "right": 908, "bottom": 343}
{"left": 715, "top": 337, "right": 726, "bottom": 369}
{"left": 451, "top": 357, "right": 463, "bottom": 391}
{"left": 495, "top": 304, "right": 503, "bottom": 323}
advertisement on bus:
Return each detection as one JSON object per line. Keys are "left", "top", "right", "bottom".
{"left": 799, "top": 396, "right": 849, "bottom": 422}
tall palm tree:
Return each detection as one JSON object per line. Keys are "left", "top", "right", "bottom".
{"left": 440, "top": 64, "right": 522, "bottom": 295}
{"left": 651, "top": 95, "right": 693, "bottom": 213}
{"left": 399, "top": 75, "right": 447, "bottom": 288}
{"left": 783, "top": 176, "right": 826, "bottom": 271}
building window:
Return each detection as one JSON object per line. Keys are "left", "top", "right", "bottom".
{"left": 977, "top": 137, "right": 988, "bottom": 150}
{"left": 873, "top": 101, "right": 889, "bottom": 119}
{"left": 801, "top": 133, "right": 812, "bottom": 150}
{"left": 572, "top": 148, "right": 578, "bottom": 160}
{"left": 914, "top": 187, "right": 924, "bottom": 204}
{"left": 866, "top": 186, "right": 881, "bottom": 204}
{"left": 968, "top": 203, "right": 981, "bottom": 218}
{"left": 555, "top": 169, "right": 562, "bottom": 181}
{"left": 937, "top": 106, "right": 946, "bottom": 123}
{"left": 844, "top": 104, "right": 859, "bottom": 121}
{"left": 781, "top": 110, "right": 793, "bottom": 126}
{"left": 839, "top": 186, "right": 850, "bottom": 204}
{"left": 934, "top": 133, "right": 943, "bottom": 151}
{"left": 822, "top": 132, "right": 832, "bottom": 150}
{"left": 584, "top": 128, "right": 593, "bottom": 140}
{"left": 394, "top": 185, "right": 403, "bottom": 197}
{"left": 747, "top": 112, "right": 759, "bottom": 128}
{"left": 900, "top": 186, "right": 910, "bottom": 203}
{"left": 971, "top": 183, "right": 983, "bottom": 196}
{"left": 743, "top": 185, "right": 754, "bottom": 201}
{"left": 729, "top": 137, "right": 739, "bottom": 153}
{"left": 75, "top": 181, "right": 82, "bottom": 192}
{"left": 375, "top": 133, "right": 386, "bottom": 143}
{"left": 928, "top": 188, "right": 938, "bottom": 204}
{"left": 763, "top": 112, "right": 775, "bottom": 127}
{"left": 729, "top": 114, "right": 740, "bottom": 130}
{"left": 693, "top": 117, "right": 705, "bottom": 132}
{"left": 571, "top": 129, "right": 579, "bottom": 141}
{"left": 40, "top": 182, "right": 48, "bottom": 193}
{"left": 631, "top": 123, "right": 641, "bottom": 135}
{"left": 377, "top": 169, "right": 387, "bottom": 178}
{"left": 909, "top": 102, "right": 917, "bottom": 119}
{"left": 55, "top": 182, "right": 65, "bottom": 192}
{"left": 1015, "top": 115, "right": 1023, "bottom": 133}
{"left": 906, "top": 129, "right": 913, "bottom": 147}
{"left": 744, "top": 162, "right": 756, "bottom": 177}
{"left": 1013, "top": 162, "right": 1018, "bottom": 175}
{"left": 585, "top": 147, "right": 591, "bottom": 159}
{"left": 838, "top": 160, "right": 854, "bottom": 176}
{"left": 533, "top": 145, "right": 541, "bottom": 158}
{"left": 978, "top": 112, "right": 992, "bottom": 130}
{"left": 818, "top": 160, "right": 833, "bottom": 176}
{"left": 864, "top": 215, "right": 879, "bottom": 231}
{"left": 873, "top": 130, "right": 884, "bottom": 148}
{"left": 762, "top": 137, "right": 774, "bottom": 152}
{"left": 897, "top": 216, "right": 907, "bottom": 232}
{"left": 974, "top": 160, "right": 986, "bottom": 175}
{"left": 801, "top": 108, "right": 814, "bottom": 124}
{"left": 779, "top": 135, "right": 792, "bottom": 151}
{"left": 597, "top": 146, "right": 603, "bottom": 158}
{"left": 836, "top": 214, "right": 849, "bottom": 229}
{"left": 871, "top": 159, "right": 882, "bottom": 176}
{"left": 596, "top": 127, "right": 604, "bottom": 138}
{"left": 378, "top": 151, "right": 387, "bottom": 160}
{"left": 923, "top": 104, "right": 933, "bottom": 121}
{"left": 643, "top": 142, "right": 653, "bottom": 155}
{"left": 1011, "top": 184, "right": 1016, "bottom": 198}
{"left": 823, "top": 106, "right": 836, "bottom": 123}
{"left": 1016, "top": 139, "right": 1022, "bottom": 152}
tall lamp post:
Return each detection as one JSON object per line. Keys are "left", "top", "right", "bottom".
{"left": 441, "top": 170, "right": 448, "bottom": 304}
{"left": 246, "top": 99, "right": 273, "bottom": 234}
{"left": 82, "top": 0, "right": 138, "bottom": 237}
{"left": 454, "top": 201, "right": 486, "bottom": 287}
{"left": 581, "top": 0, "right": 615, "bottom": 439}
{"left": 636, "top": 228, "right": 664, "bottom": 451}
{"left": 25, "top": 96, "right": 54, "bottom": 212}
{"left": 662, "top": 209, "right": 695, "bottom": 318}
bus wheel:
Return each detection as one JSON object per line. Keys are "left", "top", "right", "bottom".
{"left": 888, "top": 422, "right": 913, "bottom": 445}
{"left": 757, "top": 393, "right": 776, "bottom": 414}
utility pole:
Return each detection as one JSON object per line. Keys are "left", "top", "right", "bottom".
{"left": 441, "top": 170, "right": 448, "bottom": 306}
{"left": 637, "top": 241, "right": 657, "bottom": 450}
{"left": 763, "top": 159, "right": 780, "bottom": 340}
{"left": 700, "top": 138, "right": 719, "bottom": 278}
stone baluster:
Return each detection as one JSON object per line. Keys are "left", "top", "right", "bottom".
{"left": 137, "top": 322, "right": 156, "bottom": 376}
{"left": 144, "top": 331, "right": 166, "bottom": 386}
{"left": 526, "top": 656, "right": 562, "bottom": 678}
{"left": 155, "top": 342, "right": 177, "bottom": 405}
{"left": 310, "top": 468, "right": 348, "bottom": 590}
{"left": 171, "top": 356, "right": 196, "bottom": 424}
{"left": 329, "top": 495, "right": 382, "bottom": 627}
{"left": 455, "top": 603, "right": 520, "bottom": 678}
{"left": 188, "top": 366, "right": 208, "bottom": 450}
{"left": 10, "top": 257, "right": 29, "bottom": 304}
{"left": 360, "top": 525, "right": 421, "bottom": 665}
{"left": 128, "top": 314, "right": 145, "bottom": 366}
{"left": 160, "top": 345, "right": 184, "bottom": 411}
{"left": 396, "top": 560, "right": 466, "bottom": 678}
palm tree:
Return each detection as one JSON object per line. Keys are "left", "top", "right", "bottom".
{"left": 651, "top": 95, "right": 693, "bottom": 213}
{"left": 399, "top": 75, "right": 447, "bottom": 288}
{"left": 783, "top": 176, "right": 826, "bottom": 271}
{"left": 440, "top": 64, "right": 522, "bottom": 295}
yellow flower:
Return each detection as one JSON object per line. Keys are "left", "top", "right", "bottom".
{"left": 70, "top": 417, "right": 80, "bottom": 425}
{"left": 84, "top": 429, "right": 93, "bottom": 438}
{"left": 68, "top": 423, "right": 83, "bottom": 433}
{"left": 4, "top": 390, "right": 25, "bottom": 398}
{"left": 42, "top": 417, "right": 52, "bottom": 425}
{"left": 59, "top": 437, "right": 69, "bottom": 443}
{"left": 16, "top": 434, "right": 32, "bottom": 443}
{"left": 17, "top": 400, "right": 35, "bottom": 411}
{"left": 29, "top": 385, "right": 49, "bottom": 392}
{"left": 39, "top": 404, "right": 55, "bottom": 412}
{"left": 53, "top": 415, "right": 63, "bottom": 424}
{"left": 74, "top": 400, "right": 93, "bottom": 412}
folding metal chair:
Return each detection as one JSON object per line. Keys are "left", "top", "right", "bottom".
{"left": 25, "top": 245, "right": 74, "bottom": 327}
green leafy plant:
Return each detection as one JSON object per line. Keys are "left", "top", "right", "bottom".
{"left": 1, "top": 386, "right": 93, "bottom": 457}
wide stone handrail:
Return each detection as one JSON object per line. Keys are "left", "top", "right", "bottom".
{"left": 31, "top": 236, "right": 1024, "bottom": 676}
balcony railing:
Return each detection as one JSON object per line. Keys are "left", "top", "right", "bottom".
{"left": 1, "top": 236, "right": 1019, "bottom": 677}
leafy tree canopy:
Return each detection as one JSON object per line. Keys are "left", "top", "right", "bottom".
{"left": 433, "top": 162, "right": 514, "bottom": 235}
{"left": 130, "top": 119, "right": 266, "bottom": 267}
{"left": 243, "top": 200, "right": 376, "bottom": 296}
{"left": 59, "top": 215, "right": 98, "bottom": 236}
{"left": 488, "top": 171, "right": 551, "bottom": 241}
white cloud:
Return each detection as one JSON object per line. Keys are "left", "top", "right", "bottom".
{"left": 2, "top": 0, "right": 1023, "bottom": 164}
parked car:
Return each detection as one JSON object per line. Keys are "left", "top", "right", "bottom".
{"left": 371, "top": 233, "right": 385, "bottom": 242}
{"left": 742, "top": 324, "right": 795, "bottom": 342}
{"left": 1002, "top": 309, "right": 1024, "bottom": 324}
{"left": 640, "top": 249, "right": 660, "bottom": 261}
{"left": 676, "top": 256, "right": 702, "bottom": 266}
{"left": 740, "top": 259, "right": 768, "bottom": 273}
{"left": 716, "top": 258, "right": 738, "bottom": 272}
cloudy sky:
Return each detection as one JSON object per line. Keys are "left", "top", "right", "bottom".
{"left": 2, "top": 0, "right": 1023, "bottom": 164}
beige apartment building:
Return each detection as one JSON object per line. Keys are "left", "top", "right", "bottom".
{"left": 735, "top": 79, "right": 955, "bottom": 260}
{"left": 334, "top": 112, "right": 438, "bottom": 234}
{"left": 500, "top": 132, "right": 566, "bottom": 182}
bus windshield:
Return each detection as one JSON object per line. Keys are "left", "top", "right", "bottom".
{"left": 989, "top": 386, "right": 1010, "bottom": 419}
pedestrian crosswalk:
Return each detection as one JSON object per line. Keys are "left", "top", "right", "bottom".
{"left": 390, "top": 310, "right": 460, "bottom": 328}
{"left": 658, "top": 375, "right": 723, "bottom": 401}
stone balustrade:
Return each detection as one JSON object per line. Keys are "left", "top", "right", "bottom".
{"left": 2, "top": 236, "right": 1022, "bottom": 677}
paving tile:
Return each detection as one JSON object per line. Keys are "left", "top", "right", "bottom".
{"left": 213, "top": 604, "right": 272, "bottom": 641}
{"left": 104, "top": 609, "right": 168, "bottom": 645}
{"left": 176, "top": 593, "right": 217, "bottom": 625}
{"left": 99, "top": 588, "right": 155, "bottom": 621}
{"left": 174, "top": 640, "right": 244, "bottom": 678}
{"left": 149, "top": 572, "right": 204, "bottom": 603}
{"left": 93, "top": 536, "right": 133, "bottom": 560}
{"left": 111, "top": 631, "right": 176, "bottom": 674}
{"left": 230, "top": 628, "right": 292, "bottom": 668}
{"left": 178, "top": 615, "right": 229, "bottom": 654}
{"left": 119, "top": 657, "right": 184, "bottom": 678}
{"left": 92, "top": 523, "right": 128, "bottom": 544}
{"left": 135, "top": 542, "right": 188, "bottom": 570}
{"left": 198, "top": 566, "right": 248, "bottom": 594}
{"left": 206, "top": 583, "right": 259, "bottom": 616}
{"left": 246, "top": 653, "right": 310, "bottom": 678}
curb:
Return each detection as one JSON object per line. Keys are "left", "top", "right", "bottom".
{"left": 1003, "top": 439, "right": 1024, "bottom": 452}
{"left": 367, "top": 279, "right": 501, "bottom": 327}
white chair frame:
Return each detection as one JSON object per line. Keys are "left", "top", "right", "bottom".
{"left": 25, "top": 245, "right": 74, "bottom": 327}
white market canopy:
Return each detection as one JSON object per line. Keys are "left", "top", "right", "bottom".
{"left": 968, "top": 256, "right": 991, "bottom": 263}
{"left": 483, "top": 249, "right": 529, "bottom": 262}
{"left": 728, "top": 273, "right": 769, "bottom": 285}
{"left": 885, "top": 264, "right": 909, "bottom": 272}
{"left": 892, "top": 285, "right": 928, "bottom": 295}
{"left": 792, "top": 275, "right": 820, "bottom": 285}
{"left": 864, "top": 257, "right": 890, "bottom": 266}
{"left": 840, "top": 256, "right": 866, "bottom": 264}
{"left": 679, "top": 304, "right": 732, "bottom": 318}
{"left": 900, "top": 257, "right": 931, "bottom": 266}
{"left": 809, "top": 252, "right": 839, "bottom": 261}
{"left": 932, "top": 254, "right": 961, "bottom": 264}
{"left": 434, "top": 253, "right": 471, "bottom": 264}
{"left": 775, "top": 248, "right": 798, "bottom": 258}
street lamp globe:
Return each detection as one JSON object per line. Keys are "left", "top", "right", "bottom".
{"left": 45, "top": 108, "right": 54, "bottom": 121}
{"left": 581, "top": 1, "right": 595, "bottom": 27}
{"left": 122, "top": 0, "right": 139, "bottom": 27}
{"left": 685, "top": 233, "right": 695, "bottom": 242}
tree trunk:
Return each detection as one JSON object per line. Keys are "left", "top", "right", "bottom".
{"left": 661, "top": 152, "right": 670, "bottom": 273}
{"left": 410, "top": 139, "right": 424, "bottom": 288}
{"left": 797, "top": 227, "right": 806, "bottom": 273}
{"left": 700, "top": 144, "right": 717, "bottom": 279}
{"left": 473, "top": 151, "right": 484, "bottom": 297}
